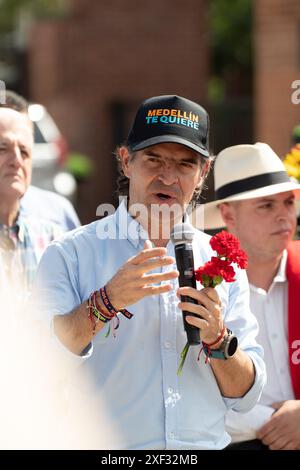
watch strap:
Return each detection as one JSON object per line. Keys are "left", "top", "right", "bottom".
{"left": 202, "top": 344, "right": 228, "bottom": 360}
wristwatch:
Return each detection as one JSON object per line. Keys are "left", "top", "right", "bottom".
{"left": 202, "top": 329, "right": 238, "bottom": 360}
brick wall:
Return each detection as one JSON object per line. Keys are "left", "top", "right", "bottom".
{"left": 28, "top": 0, "right": 209, "bottom": 223}
{"left": 254, "top": 0, "right": 300, "bottom": 157}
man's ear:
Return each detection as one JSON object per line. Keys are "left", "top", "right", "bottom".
{"left": 219, "top": 202, "right": 237, "bottom": 230}
{"left": 200, "top": 159, "right": 211, "bottom": 179}
{"left": 195, "top": 159, "right": 211, "bottom": 189}
{"left": 119, "top": 146, "right": 131, "bottom": 178}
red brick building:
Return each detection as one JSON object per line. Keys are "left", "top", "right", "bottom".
{"left": 28, "top": 0, "right": 209, "bottom": 222}
{"left": 254, "top": 0, "right": 300, "bottom": 157}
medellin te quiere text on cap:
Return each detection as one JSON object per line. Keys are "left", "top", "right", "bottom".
{"left": 145, "top": 108, "right": 200, "bottom": 130}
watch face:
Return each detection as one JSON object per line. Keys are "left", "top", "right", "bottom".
{"left": 226, "top": 335, "right": 238, "bottom": 357}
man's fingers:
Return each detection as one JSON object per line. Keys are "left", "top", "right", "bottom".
{"left": 144, "top": 240, "right": 153, "bottom": 250}
{"left": 138, "top": 256, "right": 175, "bottom": 273}
{"left": 177, "top": 286, "right": 221, "bottom": 311}
{"left": 271, "top": 401, "right": 284, "bottom": 410}
{"left": 142, "top": 270, "right": 179, "bottom": 284}
{"left": 261, "top": 429, "right": 281, "bottom": 447}
{"left": 201, "top": 287, "right": 221, "bottom": 303}
{"left": 142, "top": 283, "right": 173, "bottom": 296}
{"left": 185, "top": 316, "right": 209, "bottom": 330}
{"left": 178, "top": 301, "right": 209, "bottom": 318}
{"left": 257, "top": 420, "right": 275, "bottom": 440}
{"left": 129, "top": 246, "right": 167, "bottom": 265}
{"left": 269, "top": 438, "right": 291, "bottom": 450}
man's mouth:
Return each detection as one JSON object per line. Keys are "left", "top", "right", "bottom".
{"left": 272, "top": 228, "right": 292, "bottom": 236}
{"left": 5, "top": 172, "right": 21, "bottom": 179}
{"left": 156, "top": 192, "right": 173, "bottom": 201}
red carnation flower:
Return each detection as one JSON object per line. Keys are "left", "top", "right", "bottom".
{"left": 209, "top": 230, "right": 248, "bottom": 269}
{"left": 195, "top": 257, "right": 236, "bottom": 287}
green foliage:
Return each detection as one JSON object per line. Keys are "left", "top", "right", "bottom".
{"left": 0, "top": 0, "right": 67, "bottom": 32}
{"left": 65, "top": 152, "right": 94, "bottom": 180}
{"left": 210, "top": 0, "right": 252, "bottom": 74}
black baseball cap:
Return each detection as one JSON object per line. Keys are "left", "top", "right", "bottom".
{"left": 126, "top": 95, "right": 210, "bottom": 158}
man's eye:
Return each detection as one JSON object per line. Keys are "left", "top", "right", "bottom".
{"left": 259, "top": 204, "right": 272, "bottom": 209}
{"left": 180, "top": 162, "right": 193, "bottom": 167}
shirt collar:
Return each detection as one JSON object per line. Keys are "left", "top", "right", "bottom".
{"left": 114, "top": 198, "right": 190, "bottom": 250}
{"left": 0, "top": 212, "right": 25, "bottom": 243}
{"left": 249, "top": 249, "right": 287, "bottom": 295}
{"left": 273, "top": 249, "right": 287, "bottom": 283}
{"left": 115, "top": 199, "right": 149, "bottom": 250}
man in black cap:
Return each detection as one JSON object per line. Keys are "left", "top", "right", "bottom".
{"left": 33, "top": 95, "right": 265, "bottom": 450}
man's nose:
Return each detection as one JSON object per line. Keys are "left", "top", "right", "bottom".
{"left": 276, "top": 203, "right": 294, "bottom": 221}
{"left": 158, "top": 162, "right": 179, "bottom": 185}
{"left": 9, "top": 146, "right": 22, "bottom": 166}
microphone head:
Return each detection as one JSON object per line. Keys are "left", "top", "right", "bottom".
{"left": 170, "top": 222, "right": 195, "bottom": 245}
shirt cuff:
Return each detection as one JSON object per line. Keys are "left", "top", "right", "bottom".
{"left": 222, "top": 353, "right": 266, "bottom": 412}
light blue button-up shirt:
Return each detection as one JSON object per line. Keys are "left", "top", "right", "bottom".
{"left": 34, "top": 201, "right": 266, "bottom": 450}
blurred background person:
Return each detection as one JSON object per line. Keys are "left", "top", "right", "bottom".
{"left": 0, "top": 90, "right": 81, "bottom": 232}
{"left": 0, "top": 106, "right": 61, "bottom": 310}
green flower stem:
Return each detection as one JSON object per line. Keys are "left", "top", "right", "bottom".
{"left": 177, "top": 341, "right": 190, "bottom": 375}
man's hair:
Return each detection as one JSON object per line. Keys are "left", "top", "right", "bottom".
{"left": 114, "top": 145, "right": 212, "bottom": 209}
{"left": 0, "top": 90, "right": 29, "bottom": 113}
{"left": 0, "top": 90, "right": 33, "bottom": 134}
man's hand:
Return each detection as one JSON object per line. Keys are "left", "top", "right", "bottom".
{"left": 177, "top": 286, "right": 223, "bottom": 345}
{"left": 106, "top": 240, "right": 179, "bottom": 310}
{"left": 256, "top": 400, "right": 300, "bottom": 450}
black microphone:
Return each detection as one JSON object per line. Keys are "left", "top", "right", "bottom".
{"left": 170, "top": 222, "right": 201, "bottom": 345}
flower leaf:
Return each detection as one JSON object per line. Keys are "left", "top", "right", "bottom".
{"left": 212, "top": 275, "right": 223, "bottom": 287}
{"left": 177, "top": 342, "right": 190, "bottom": 376}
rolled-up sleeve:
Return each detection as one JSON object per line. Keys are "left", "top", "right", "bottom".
{"left": 221, "top": 268, "right": 266, "bottom": 412}
{"left": 29, "top": 239, "right": 93, "bottom": 369}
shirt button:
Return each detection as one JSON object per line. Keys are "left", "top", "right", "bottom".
{"left": 169, "top": 432, "right": 175, "bottom": 439}
{"left": 165, "top": 341, "right": 171, "bottom": 349}
{"left": 271, "top": 333, "right": 278, "bottom": 340}
{"left": 168, "top": 387, "right": 173, "bottom": 394}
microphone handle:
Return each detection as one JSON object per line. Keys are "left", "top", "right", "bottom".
{"left": 175, "top": 243, "right": 201, "bottom": 345}
{"left": 181, "top": 287, "right": 201, "bottom": 346}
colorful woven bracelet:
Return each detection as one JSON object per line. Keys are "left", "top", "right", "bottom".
{"left": 87, "top": 292, "right": 110, "bottom": 329}
{"left": 201, "top": 327, "right": 226, "bottom": 362}
{"left": 100, "top": 286, "right": 133, "bottom": 320}
{"left": 90, "top": 291, "right": 112, "bottom": 323}
{"left": 87, "top": 297, "right": 97, "bottom": 334}
{"left": 92, "top": 291, "right": 115, "bottom": 320}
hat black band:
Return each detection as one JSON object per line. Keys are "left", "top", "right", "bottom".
{"left": 216, "top": 171, "right": 291, "bottom": 199}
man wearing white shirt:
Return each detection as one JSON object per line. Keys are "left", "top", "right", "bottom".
{"left": 202, "top": 142, "right": 300, "bottom": 450}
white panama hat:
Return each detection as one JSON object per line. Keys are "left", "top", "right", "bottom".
{"left": 198, "top": 142, "right": 300, "bottom": 229}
